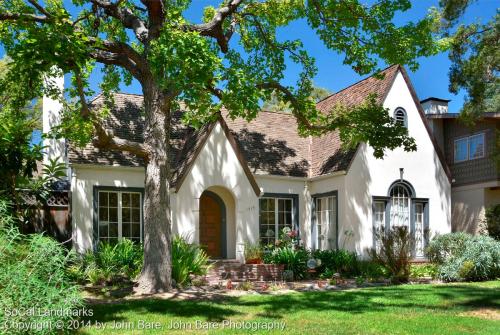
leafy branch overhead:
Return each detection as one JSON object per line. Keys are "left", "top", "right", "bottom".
{"left": 0, "top": 0, "right": 444, "bottom": 159}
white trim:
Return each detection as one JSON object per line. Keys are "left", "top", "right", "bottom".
{"left": 255, "top": 170, "right": 346, "bottom": 182}
{"left": 71, "top": 163, "right": 144, "bottom": 172}
{"left": 308, "top": 170, "right": 347, "bottom": 181}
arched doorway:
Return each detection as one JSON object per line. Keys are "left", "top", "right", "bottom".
{"left": 199, "top": 190, "right": 226, "bottom": 258}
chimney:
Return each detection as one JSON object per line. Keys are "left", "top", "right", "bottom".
{"left": 42, "top": 74, "right": 66, "bottom": 168}
{"left": 420, "top": 97, "right": 450, "bottom": 115}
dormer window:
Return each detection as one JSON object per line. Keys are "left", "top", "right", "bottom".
{"left": 394, "top": 107, "right": 407, "bottom": 127}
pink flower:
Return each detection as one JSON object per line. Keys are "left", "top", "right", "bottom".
{"left": 287, "top": 230, "right": 298, "bottom": 238}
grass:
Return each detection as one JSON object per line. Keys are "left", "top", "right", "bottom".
{"left": 79, "top": 281, "right": 500, "bottom": 335}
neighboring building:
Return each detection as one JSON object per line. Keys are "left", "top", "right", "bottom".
{"left": 44, "top": 65, "right": 451, "bottom": 261}
{"left": 424, "top": 99, "right": 499, "bottom": 233}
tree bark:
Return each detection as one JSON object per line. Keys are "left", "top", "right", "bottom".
{"left": 136, "top": 81, "right": 172, "bottom": 294}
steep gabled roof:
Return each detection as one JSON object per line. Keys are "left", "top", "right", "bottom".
{"left": 316, "top": 64, "right": 400, "bottom": 112}
{"left": 311, "top": 64, "right": 400, "bottom": 176}
{"left": 68, "top": 64, "right": 450, "bottom": 185}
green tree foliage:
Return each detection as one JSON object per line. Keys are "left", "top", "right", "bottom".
{"left": 439, "top": 1, "right": 499, "bottom": 120}
{"left": 263, "top": 84, "right": 332, "bottom": 112}
{"left": 0, "top": 57, "right": 46, "bottom": 220}
{"left": 0, "top": 0, "right": 443, "bottom": 292}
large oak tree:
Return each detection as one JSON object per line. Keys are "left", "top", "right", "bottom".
{"left": 0, "top": 0, "right": 446, "bottom": 293}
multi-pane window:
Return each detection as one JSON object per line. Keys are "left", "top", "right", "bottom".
{"left": 454, "top": 133, "right": 485, "bottom": 163}
{"left": 98, "top": 190, "right": 142, "bottom": 244}
{"left": 373, "top": 201, "right": 385, "bottom": 230}
{"left": 390, "top": 185, "right": 410, "bottom": 228}
{"left": 259, "top": 197, "right": 294, "bottom": 244}
{"left": 374, "top": 183, "right": 428, "bottom": 258}
{"left": 469, "top": 133, "right": 485, "bottom": 159}
{"left": 414, "top": 203, "right": 425, "bottom": 257}
{"left": 315, "top": 196, "right": 337, "bottom": 250}
{"left": 373, "top": 201, "right": 386, "bottom": 251}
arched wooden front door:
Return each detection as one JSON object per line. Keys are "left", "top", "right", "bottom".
{"left": 199, "top": 191, "right": 225, "bottom": 258}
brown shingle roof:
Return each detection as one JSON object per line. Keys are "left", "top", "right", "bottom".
{"left": 68, "top": 93, "right": 189, "bottom": 169}
{"left": 225, "top": 111, "right": 311, "bottom": 177}
{"left": 316, "top": 64, "right": 399, "bottom": 112}
{"left": 311, "top": 64, "right": 399, "bottom": 176}
{"left": 68, "top": 65, "right": 406, "bottom": 181}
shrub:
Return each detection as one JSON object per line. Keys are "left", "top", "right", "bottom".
{"left": 426, "top": 233, "right": 500, "bottom": 282}
{"left": 369, "top": 226, "right": 413, "bottom": 283}
{"left": 243, "top": 241, "right": 263, "bottom": 263}
{"left": 0, "top": 222, "right": 83, "bottom": 334}
{"left": 485, "top": 204, "right": 500, "bottom": 240}
{"left": 357, "top": 260, "right": 388, "bottom": 280}
{"left": 71, "top": 239, "right": 143, "bottom": 285}
{"left": 426, "top": 232, "right": 469, "bottom": 264}
{"left": 312, "top": 249, "right": 359, "bottom": 277}
{"left": 171, "top": 235, "right": 209, "bottom": 287}
{"left": 410, "top": 263, "right": 438, "bottom": 279}
{"left": 264, "top": 246, "right": 309, "bottom": 279}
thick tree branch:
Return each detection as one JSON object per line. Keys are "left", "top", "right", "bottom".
{"left": 0, "top": 11, "right": 47, "bottom": 23}
{"left": 90, "top": 49, "right": 144, "bottom": 82}
{"left": 27, "top": 0, "right": 51, "bottom": 17}
{"left": 92, "top": 126, "right": 148, "bottom": 158}
{"left": 187, "top": 0, "right": 244, "bottom": 53}
{"left": 140, "top": 0, "right": 164, "bottom": 39}
{"left": 90, "top": 0, "right": 149, "bottom": 43}
{"left": 74, "top": 70, "right": 148, "bottom": 158}
{"left": 89, "top": 37, "right": 150, "bottom": 78}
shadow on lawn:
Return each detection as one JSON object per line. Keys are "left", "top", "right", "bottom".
{"left": 83, "top": 284, "right": 500, "bottom": 324}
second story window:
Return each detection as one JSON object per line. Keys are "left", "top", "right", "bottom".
{"left": 454, "top": 133, "right": 485, "bottom": 163}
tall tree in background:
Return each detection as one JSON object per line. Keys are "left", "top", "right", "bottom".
{"left": 439, "top": 0, "right": 499, "bottom": 120}
{"left": 263, "top": 84, "right": 332, "bottom": 112}
{"left": 0, "top": 0, "right": 441, "bottom": 293}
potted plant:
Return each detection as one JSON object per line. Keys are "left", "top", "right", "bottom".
{"left": 244, "top": 242, "right": 263, "bottom": 264}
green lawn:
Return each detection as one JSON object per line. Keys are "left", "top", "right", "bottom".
{"left": 79, "top": 281, "right": 500, "bottom": 335}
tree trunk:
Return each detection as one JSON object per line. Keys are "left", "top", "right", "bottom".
{"left": 136, "top": 82, "right": 172, "bottom": 294}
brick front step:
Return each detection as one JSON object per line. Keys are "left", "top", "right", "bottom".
{"left": 206, "top": 261, "right": 284, "bottom": 283}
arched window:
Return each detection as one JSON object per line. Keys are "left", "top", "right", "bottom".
{"left": 389, "top": 183, "right": 411, "bottom": 228}
{"left": 373, "top": 180, "right": 428, "bottom": 258}
{"left": 394, "top": 107, "right": 407, "bottom": 127}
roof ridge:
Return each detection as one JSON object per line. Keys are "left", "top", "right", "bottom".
{"left": 315, "top": 64, "right": 399, "bottom": 106}
{"left": 112, "top": 92, "right": 144, "bottom": 97}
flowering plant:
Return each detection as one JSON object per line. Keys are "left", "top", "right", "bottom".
{"left": 277, "top": 227, "right": 300, "bottom": 249}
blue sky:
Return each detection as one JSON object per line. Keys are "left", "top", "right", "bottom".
{"left": 1, "top": 1, "right": 498, "bottom": 112}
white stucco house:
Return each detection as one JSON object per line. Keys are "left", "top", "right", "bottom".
{"left": 43, "top": 64, "right": 451, "bottom": 261}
